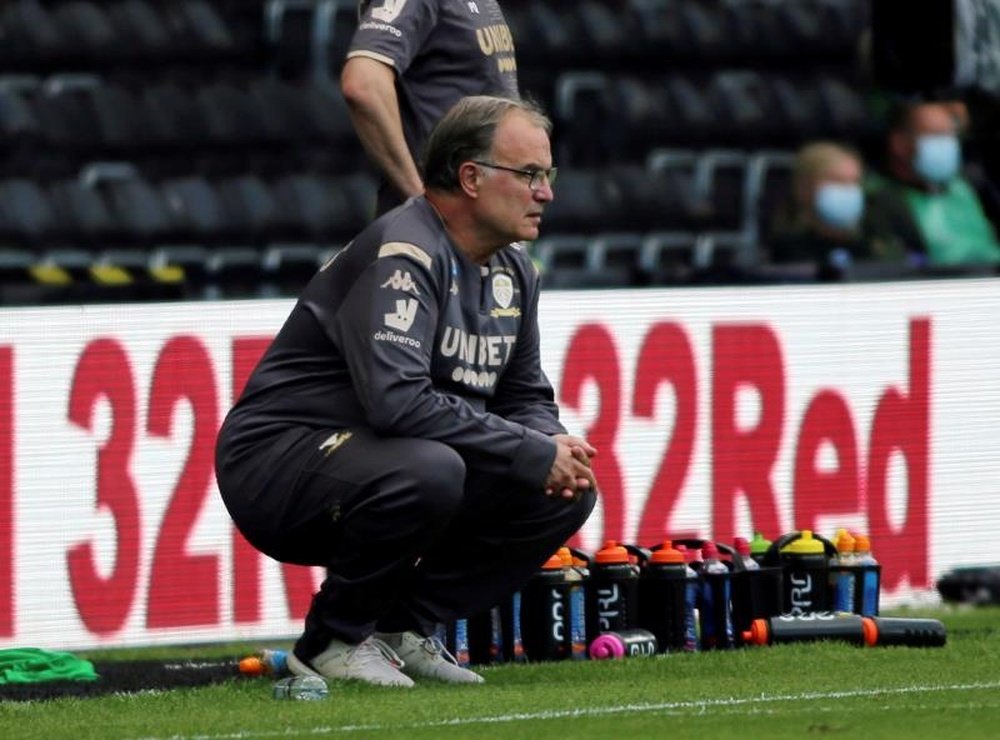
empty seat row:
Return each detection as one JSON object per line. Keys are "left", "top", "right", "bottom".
{"left": 0, "top": 0, "right": 258, "bottom": 71}
{"left": 531, "top": 230, "right": 761, "bottom": 289}
{"left": 0, "top": 167, "right": 378, "bottom": 249}
{"left": 506, "top": 0, "right": 868, "bottom": 73}
{"left": 553, "top": 70, "right": 878, "bottom": 164}
{"left": 0, "top": 240, "right": 340, "bottom": 304}
{"left": 0, "top": 74, "right": 358, "bottom": 174}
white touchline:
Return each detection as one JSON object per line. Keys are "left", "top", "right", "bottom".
{"left": 137, "top": 680, "right": 1000, "bottom": 740}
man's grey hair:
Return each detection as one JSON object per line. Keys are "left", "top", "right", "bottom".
{"left": 422, "top": 95, "right": 552, "bottom": 191}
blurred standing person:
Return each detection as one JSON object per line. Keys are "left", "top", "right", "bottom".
{"left": 341, "top": 0, "right": 519, "bottom": 216}
{"left": 865, "top": 100, "right": 1000, "bottom": 268}
{"left": 765, "top": 141, "right": 880, "bottom": 279}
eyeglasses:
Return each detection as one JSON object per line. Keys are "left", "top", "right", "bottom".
{"left": 472, "top": 161, "right": 558, "bottom": 191}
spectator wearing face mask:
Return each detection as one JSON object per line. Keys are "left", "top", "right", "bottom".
{"left": 765, "top": 141, "right": 879, "bottom": 280}
{"left": 865, "top": 100, "right": 1000, "bottom": 268}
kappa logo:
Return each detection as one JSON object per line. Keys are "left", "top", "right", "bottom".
{"left": 370, "top": 0, "right": 407, "bottom": 23}
{"left": 384, "top": 298, "right": 418, "bottom": 332}
{"left": 380, "top": 269, "right": 420, "bottom": 295}
{"left": 319, "top": 430, "right": 353, "bottom": 456}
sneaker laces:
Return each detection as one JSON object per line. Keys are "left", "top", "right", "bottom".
{"left": 355, "top": 637, "right": 405, "bottom": 670}
{"left": 419, "top": 635, "right": 459, "bottom": 666}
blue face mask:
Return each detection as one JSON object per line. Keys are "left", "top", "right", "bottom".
{"left": 814, "top": 183, "right": 864, "bottom": 230}
{"left": 914, "top": 134, "right": 961, "bottom": 184}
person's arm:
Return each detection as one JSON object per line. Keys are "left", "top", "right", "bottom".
{"left": 340, "top": 55, "right": 424, "bottom": 201}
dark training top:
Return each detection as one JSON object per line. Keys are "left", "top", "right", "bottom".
{"left": 348, "top": 0, "right": 519, "bottom": 169}
{"left": 217, "top": 196, "right": 563, "bottom": 493}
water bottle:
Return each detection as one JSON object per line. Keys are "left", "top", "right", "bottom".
{"left": 521, "top": 551, "right": 570, "bottom": 661}
{"left": 830, "top": 529, "right": 857, "bottom": 613}
{"left": 501, "top": 590, "right": 527, "bottom": 663}
{"left": 559, "top": 546, "right": 589, "bottom": 660}
{"left": 749, "top": 532, "right": 772, "bottom": 566}
{"left": 777, "top": 530, "right": 830, "bottom": 615}
{"left": 637, "top": 541, "right": 695, "bottom": 653}
{"left": 854, "top": 534, "right": 881, "bottom": 616}
{"left": 733, "top": 537, "right": 760, "bottom": 571}
{"left": 588, "top": 629, "right": 659, "bottom": 659}
{"left": 433, "top": 618, "right": 471, "bottom": 667}
{"left": 730, "top": 536, "right": 783, "bottom": 644}
{"left": 742, "top": 613, "right": 946, "bottom": 648}
{"left": 239, "top": 648, "right": 289, "bottom": 677}
{"left": 586, "top": 541, "right": 641, "bottom": 640}
{"left": 272, "top": 675, "right": 329, "bottom": 700}
{"left": 468, "top": 605, "right": 504, "bottom": 665}
{"left": 677, "top": 545, "right": 701, "bottom": 652}
{"left": 698, "top": 542, "right": 735, "bottom": 650}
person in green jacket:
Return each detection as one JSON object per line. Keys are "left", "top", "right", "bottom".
{"left": 865, "top": 100, "right": 1000, "bottom": 269}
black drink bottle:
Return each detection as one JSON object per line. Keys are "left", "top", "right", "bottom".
{"left": 638, "top": 541, "right": 694, "bottom": 653}
{"left": 777, "top": 530, "right": 830, "bottom": 615}
{"left": 520, "top": 551, "right": 570, "bottom": 661}
{"left": 586, "top": 541, "right": 640, "bottom": 640}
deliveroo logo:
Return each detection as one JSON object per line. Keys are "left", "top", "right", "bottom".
{"left": 384, "top": 298, "right": 418, "bottom": 332}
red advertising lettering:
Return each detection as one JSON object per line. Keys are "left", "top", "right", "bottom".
{"left": 145, "top": 336, "right": 220, "bottom": 628}
{"left": 229, "top": 337, "right": 315, "bottom": 623}
{"left": 560, "top": 323, "right": 625, "bottom": 545}
{"left": 794, "top": 390, "right": 862, "bottom": 531}
{"left": 633, "top": 322, "right": 699, "bottom": 545}
{"left": 66, "top": 339, "right": 141, "bottom": 635}
{"left": 0, "top": 347, "right": 12, "bottom": 636}
{"left": 866, "top": 318, "right": 930, "bottom": 589}
{"left": 712, "top": 324, "right": 783, "bottom": 544}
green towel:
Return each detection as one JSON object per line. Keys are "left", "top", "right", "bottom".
{"left": 0, "top": 648, "right": 98, "bottom": 684}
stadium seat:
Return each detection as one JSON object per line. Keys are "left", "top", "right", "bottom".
{"left": 588, "top": 233, "right": 645, "bottom": 287}
{"left": 272, "top": 173, "right": 357, "bottom": 242}
{"left": 639, "top": 231, "right": 698, "bottom": 285}
{"left": 208, "top": 246, "right": 264, "bottom": 298}
{"left": 160, "top": 176, "right": 240, "bottom": 244}
{"left": 265, "top": 0, "right": 318, "bottom": 77}
{"left": 216, "top": 174, "right": 287, "bottom": 243}
{"left": 33, "top": 74, "right": 103, "bottom": 155}
{"left": 82, "top": 163, "right": 179, "bottom": 245}
{"left": 531, "top": 235, "right": 597, "bottom": 289}
{"left": 1, "top": 0, "right": 66, "bottom": 66}
{"left": 748, "top": 150, "right": 797, "bottom": 250}
{"left": 149, "top": 244, "right": 211, "bottom": 297}
{"left": 50, "top": 2, "right": 118, "bottom": 63}
{"left": 0, "top": 177, "right": 63, "bottom": 246}
{"left": 537, "top": 168, "right": 610, "bottom": 236}
{"left": 106, "top": 0, "right": 173, "bottom": 60}
{"left": 48, "top": 176, "right": 120, "bottom": 247}
{"left": 695, "top": 150, "right": 752, "bottom": 233}
{"left": 313, "top": 0, "right": 360, "bottom": 80}
{"left": 261, "top": 243, "right": 323, "bottom": 296}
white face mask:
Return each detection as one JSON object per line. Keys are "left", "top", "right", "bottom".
{"left": 813, "top": 183, "right": 864, "bottom": 230}
{"left": 913, "top": 134, "right": 961, "bottom": 184}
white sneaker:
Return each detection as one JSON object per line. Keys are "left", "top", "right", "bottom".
{"left": 288, "top": 636, "right": 414, "bottom": 688}
{"left": 378, "top": 631, "right": 485, "bottom": 684}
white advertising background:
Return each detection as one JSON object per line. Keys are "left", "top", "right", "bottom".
{"left": 0, "top": 278, "right": 997, "bottom": 650}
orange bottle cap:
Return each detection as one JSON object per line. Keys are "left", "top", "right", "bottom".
{"left": 595, "top": 542, "right": 630, "bottom": 564}
{"left": 239, "top": 656, "right": 264, "bottom": 676}
{"left": 650, "top": 541, "right": 684, "bottom": 564}
{"left": 862, "top": 617, "right": 878, "bottom": 646}
{"left": 742, "top": 619, "right": 769, "bottom": 646}
{"left": 542, "top": 552, "right": 564, "bottom": 569}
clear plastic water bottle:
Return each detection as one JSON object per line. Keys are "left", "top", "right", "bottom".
{"left": 831, "top": 529, "right": 857, "bottom": 613}
{"left": 854, "top": 534, "right": 881, "bottom": 616}
{"left": 733, "top": 537, "right": 760, "bottom": 571}
{"left": 272, "top": 675, "right": 328, "bottom": 701}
